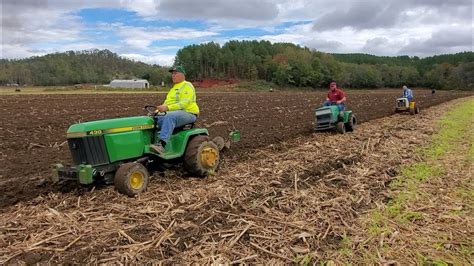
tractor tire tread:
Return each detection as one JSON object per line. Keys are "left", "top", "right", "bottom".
{"left": 184, "top": 135, "right": 219, "bottom": 177}
{"left": 114, "top": 162, "right": 149, "bottom": 197}
{"left": 346, "top": 113, "right": 357, "bottom": 132}
{"left": 336, "top": 121, "right": 346, "bottom": 134}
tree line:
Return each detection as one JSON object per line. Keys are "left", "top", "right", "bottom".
{"left": 175, "top": 41, "right": 473, "bottom": 90}
{"left": 0, "top": 49, "right": 169, "bottom": 86}
{"left": 0, "top": 45, "right": 472, "bottom": 90}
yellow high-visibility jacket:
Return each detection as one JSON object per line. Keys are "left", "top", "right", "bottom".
{"left": 164, "top": 81, "right": 199, "bottom": 114}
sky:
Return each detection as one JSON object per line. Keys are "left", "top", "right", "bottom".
{"left": 1, "top": 0, "right": 473, "bottom": 66}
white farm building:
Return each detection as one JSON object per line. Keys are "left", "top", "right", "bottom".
{"left": 110, "top": 79, "right": 149, "bottom": 88}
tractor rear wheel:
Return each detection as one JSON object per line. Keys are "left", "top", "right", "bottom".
{"left": 346, "top": 113, "right": 357, "bottom": 132}
{"left": 114, "top": 162, "right": 149, "bottom": 197}
{"left": 184, "top": 135, "right": 220, "bottom": 177}
{"left": 336, "top": 121, "right": 346, "bottom": 134}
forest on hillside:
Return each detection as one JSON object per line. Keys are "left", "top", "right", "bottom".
{"left": 1, "top": 44, "right": 473, "bottom": 89}
{"left": 175, "top": 41, "right": 474, "bottom": 89}
{"left": 0, "top": 49, "right": 169, "bottom": 86}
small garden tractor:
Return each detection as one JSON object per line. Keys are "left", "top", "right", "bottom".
{"left": 51, "top": 105, "right": 240, "bottom": 196}
{"left": 314, "top": 104, "right": 357, "bottom": 134}
{"left": 395, "top": 97, "right": 420, "bottom": 115}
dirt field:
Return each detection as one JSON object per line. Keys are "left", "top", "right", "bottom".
{"left": 0, "top": 89, "right": 471, "bottom": 208}
{"left": 0, "top": 89, "right": 472, "bottom": 263}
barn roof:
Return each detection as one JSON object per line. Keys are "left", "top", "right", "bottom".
{"left": 110, "top": 79, "right": 149, "bottom": 83}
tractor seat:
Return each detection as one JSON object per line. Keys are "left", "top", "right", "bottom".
{"left": 173, "top": 123, "right": 195, "bottom": 134}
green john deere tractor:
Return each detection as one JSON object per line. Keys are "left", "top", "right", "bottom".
{"left": 52, "top": 105, "right": 240, "bottom": 196}
{"left": 314, "top": 104, "right": 357, "bottom": 134}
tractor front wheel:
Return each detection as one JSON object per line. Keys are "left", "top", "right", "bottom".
{"left": 184, "top": 135, "right": 220, "bottom": 177}
{"left": 114, "top": 162, "right": 149, "bottom": 197}
{"left": 336, "top": 121, "right": 346, "bottom": 134}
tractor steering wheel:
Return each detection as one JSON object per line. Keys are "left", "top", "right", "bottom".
{"left": 144, "top": 105, "right": 166, "bottom": 117}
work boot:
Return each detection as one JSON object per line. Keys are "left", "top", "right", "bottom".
{"left": 150, "top": 143, "right": 165, "bottom": 154}
{"left": 339, "top": 111, "right": 344, "bottom": 120}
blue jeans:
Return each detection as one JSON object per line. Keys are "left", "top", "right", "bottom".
{"left": 323, "top": 100, "right": 345, "bottom": 112}
{"left": 155, "top": 111, "right": 197, "bottom": 143}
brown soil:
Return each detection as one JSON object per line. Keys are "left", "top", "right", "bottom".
{"left": 0, "top": 89, "right": 470, "bottom": 208}
{"left": 0, "top": 91, "right": 472, "bottom": 263}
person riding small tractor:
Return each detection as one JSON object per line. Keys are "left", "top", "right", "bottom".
{"left": 395, "top": 85, "right": 420, "bottom": 115}
{"left": 52, "top": 106, "right": 240, "bottom": 196}
{"left": 395, "top": 97, "right": 420, "bottom": 115}
{"left": 314, "top": 103, "right": 357, "bottom": 134}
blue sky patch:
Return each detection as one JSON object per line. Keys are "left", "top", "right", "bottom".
{"left": 77, "top": 8, "right": 138, "bottom": 24}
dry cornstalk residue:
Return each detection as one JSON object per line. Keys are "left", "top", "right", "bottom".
{"left": 0, "top": 97, "right": 470, "bottom": 264}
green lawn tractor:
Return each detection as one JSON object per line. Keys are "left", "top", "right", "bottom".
{"left": 52, "top": 105, "right": 240, "bottom": 196}
{"left": 395, "top": 97, "right": 420, "bottom": 115}
{"left": 314, "top": 104, "right": 357, "bottom": 134}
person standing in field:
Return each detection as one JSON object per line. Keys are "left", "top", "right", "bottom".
{"left": 323, "top": 81, "right": 346, "bottom": 116}
{"left": 150, "top": 65, "right": 199, "bottom": 154}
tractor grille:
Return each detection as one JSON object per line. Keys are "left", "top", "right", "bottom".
{"left": 317, "top": 114, "right": 332, "bottom": 121}
{"left": 316, "top": 114, "right": 333, "bottom": 130}
{"left": 68, "top": 136, "right": 109, "bottom": 166}
{"left": 397, "top": 99, "right": 408, "bottom": 108}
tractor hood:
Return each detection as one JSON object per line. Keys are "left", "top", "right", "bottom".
{"left": 67, "top": 116, "right": 154, "bottom": 138}
{"left": 315, "top": 106, "right": 334, "bottom": 113}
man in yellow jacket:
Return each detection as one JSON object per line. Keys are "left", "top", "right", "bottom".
{"left": 150, "top": 65, "right": 199, "bottom": 154}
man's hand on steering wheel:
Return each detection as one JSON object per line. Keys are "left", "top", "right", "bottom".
{"left": 144, "top": 105, "right": 166, "bottom": 117}
{"left": 156, "top": 104, "right": 168, "bottom": 113}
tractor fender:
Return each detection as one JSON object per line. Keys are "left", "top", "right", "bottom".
{"left": 342, "top": 110, "right": 352, "bottom": 123}
{"left": 149, "top": 128, "right": 209, "bottom": 160}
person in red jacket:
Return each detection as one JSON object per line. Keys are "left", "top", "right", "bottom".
{"left": 323, "top": 81, "right": 346, "bottom": 116}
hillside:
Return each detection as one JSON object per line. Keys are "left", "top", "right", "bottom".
{"left": 0, "top": 49, "right": 169, "bottom": 86}
{"left": 175, "top": 41, "right": 473, "bottom": 89}
{"left": 1, "top": 46, "right": 473, "bottom": 89}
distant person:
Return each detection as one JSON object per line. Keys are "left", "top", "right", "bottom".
{"left": 402, "top": 85, "right": 414, "bottom": 101}
{"left": 149, "top": 65, "right": 199, "bottom": 154}
{"left": 323, "top": 81, "right": 346, "bottom": 116}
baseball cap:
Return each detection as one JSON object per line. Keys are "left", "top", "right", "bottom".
{"left": 169, "top": 65, "right": 186, "bottom": 75}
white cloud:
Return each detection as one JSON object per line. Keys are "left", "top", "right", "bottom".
{"left": 1, "top": 0, "right": 472, "bottom": 61}
{"left": 120, "top": 0, "right": 158, "bottom": 17}
{"left": 0, "top": 44, "right": 44, "bottom": 59}
{"left": 157, "top": 0, "right": 279, "bottom": 21}
{"left": 362, "top": 37, "right": 391, "bottom": 55}
{"left": 114, "top": 25, "right": 218, "bottom": 49}
{"left": 121, "top": 53, "right": 174, "bottom": 66}
{"left": 398, "top": 25, "right": 473, "bottom": 56}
